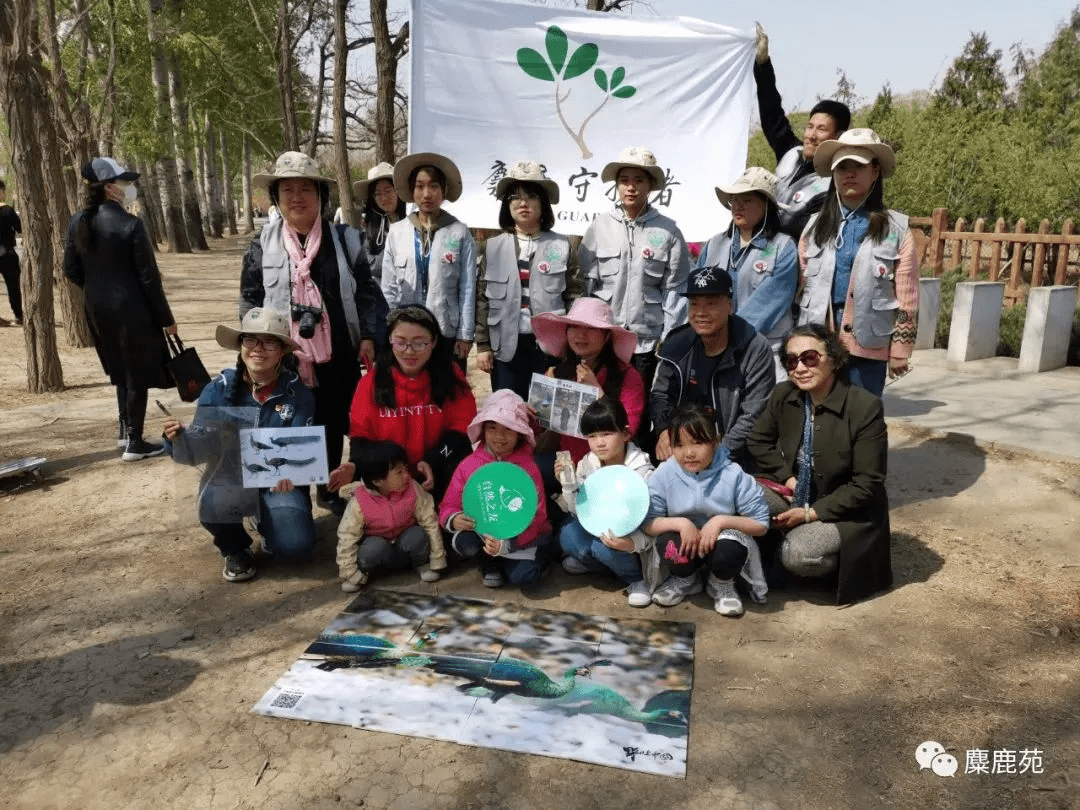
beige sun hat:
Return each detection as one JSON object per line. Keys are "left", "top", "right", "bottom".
{"left": 393, "top": 152, "right": 463, "bottom": 203}
{"left": 600, "top": 146, "right": 667, "bottom": 190}
{"left": 494, "top": 161, "right": 560, "bottom": 205}
{"left": 812, "top": 128, "right": 896, "bottom": 178}
{"left": 715, "top": 166, "right": 783, "bottom": 208}
{"left": 216, "top": 307, "right": 300, "bottom": 352}
{"left": 353, "top": 162, "right": 396, "bottom": 199}
{"left": 253, "top": 151, "right": 336, "bottom": 192}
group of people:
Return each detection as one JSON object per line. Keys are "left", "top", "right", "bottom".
{"left": 60, "top": 31, "right": 912, "bottom": 611}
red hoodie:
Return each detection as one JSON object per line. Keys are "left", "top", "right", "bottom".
{"left": 349, "top": 364, "right": 477, "bottom": 468}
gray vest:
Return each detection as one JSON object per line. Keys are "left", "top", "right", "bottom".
{"left": 482, "top": 231, "right": 571, "bottom": 362}
{"left": 258, "top": 218, "right": 364, "bottom": 348}
{"left": 798, "top": 210, "right": 909, "bottom": 350}
{"left": 775, "top": 147, "right": 830, "bottom": 234}
{"left": 701, "top": 229, "right": 795, "bottom": 345}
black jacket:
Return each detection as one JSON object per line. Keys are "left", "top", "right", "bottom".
{"left": 63, "top": 202, "right": 174, "bottom": 390}
{"left": 650, "top": 314, "right": 776, "bottom": 465}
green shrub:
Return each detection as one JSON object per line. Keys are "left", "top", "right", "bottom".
{"left": 935, "top": 268, "right": 966, "bottom": 348}
{"left": 997, "top": 302, "right": 1026, "bottom": 357}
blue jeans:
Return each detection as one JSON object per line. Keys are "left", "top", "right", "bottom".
{"left": 559, "top": 517, "right": 642, "bottom": 584}
{"left": 204, "top": 488, "right": 316, "bottom": 558}
{"left": 454, "top": 530, "right": 550, "bottom": 586}
{"left": 356, "top": 526, "right": 430, "bottom": 572}
{"left": 846, "top": 356, "right": 887, "bottom": 398}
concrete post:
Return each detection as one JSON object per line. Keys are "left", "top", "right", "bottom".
{"left": 947, "top": 281, "right": 1005, "bottom": 363}
{"left": 915, "top": 278, "right": 941, "bottom": 351}
{"left": 1018, "top": 285, "right": 1078, "bottom": 372}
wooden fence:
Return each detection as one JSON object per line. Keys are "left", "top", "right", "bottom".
{"left": 910, "top": 208, "right": 1080, "bottom": 307}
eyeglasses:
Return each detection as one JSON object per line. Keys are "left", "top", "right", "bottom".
{"left": 783, "top": 349, "right": 824, "bottom": 371}
{"left": 241, "top": 336, "right": 283, "bottom": 351}
{"left": 390, "top": 339, "right": 433, "bottom": 353}
{"left": 508, "top": 192, "right": 541, "bottom": 203}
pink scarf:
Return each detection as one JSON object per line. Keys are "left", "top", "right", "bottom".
{"left": 282, "top": 220, "right": 332, "bottom": 386}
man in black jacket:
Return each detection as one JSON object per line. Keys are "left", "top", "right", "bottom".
{"left": 0, "top": 179, "right": 22, "bottom": 325}
{"left": 753, "top": 25, "right": 850, "bottom": 239}
{"left": 651, "top": 267, "right": 775, "bottom": 467}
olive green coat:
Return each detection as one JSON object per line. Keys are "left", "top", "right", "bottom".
{"left": 747, "top": 379, "right": 892, "bottom": 603}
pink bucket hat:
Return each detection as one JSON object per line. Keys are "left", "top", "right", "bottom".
{"left": 531, "top": 297, "right": 637, "bottom": 364}
{"left": 467, "top": 389, "right": 536, "bottom": 447}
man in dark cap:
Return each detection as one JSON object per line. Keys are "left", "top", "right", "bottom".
{"left": 650, "top": 266, "right": 775, "bottom": 467}
{"left": 753, "top": 24, "right": 852, "bottom": 239}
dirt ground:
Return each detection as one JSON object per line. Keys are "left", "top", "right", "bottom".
{"left": 1, "top": 232, "right": 1078, "bottom": 810}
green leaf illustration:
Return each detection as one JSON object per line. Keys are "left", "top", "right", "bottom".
{"left": 612, "top": 85, "right": 636, "bottom": 99}
{"left": 611, "top": 67, "right": 625, "bottom": 88}
{"left": 594, "top": 68, "right": 608, "bottom": 92}
{"left": 546, "top": 26, "right": 568, "bottom": 73}
{"left": 517, "top": 47, "right": 555, "bottom": 82}
{"left": 563, "top": 43, "right": 599, "bottom": 80}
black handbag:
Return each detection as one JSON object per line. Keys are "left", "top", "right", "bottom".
{"left": 166, "top": 333, "right": 211, "bottom": 402}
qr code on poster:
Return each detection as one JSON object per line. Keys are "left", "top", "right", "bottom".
{"left": 270, "top": 690, "right": 304, "bottom": 709}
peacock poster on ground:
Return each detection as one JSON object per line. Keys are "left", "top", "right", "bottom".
{"left": 253, "top": 590, "right": 694, "bottom": 777}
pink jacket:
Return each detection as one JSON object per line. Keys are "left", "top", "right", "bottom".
{"left": 439, "top": 443, "right": 551, "bottom": 552}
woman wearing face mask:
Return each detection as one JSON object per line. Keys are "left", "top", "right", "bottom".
{"left": 63, "top": 157, "right": 179, "bottom": 461}
{"left": 796, "top": 129, "right": 918, "bottom": 397}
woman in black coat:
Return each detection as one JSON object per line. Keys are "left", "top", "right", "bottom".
{"left": 63, "top": 157, "right": 178, "bottom": 461}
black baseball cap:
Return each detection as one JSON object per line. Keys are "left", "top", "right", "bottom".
{"left": 82, "top": 157, "right": 140, "bottom": 184}
{"left": 681, "top": 266, "right": 734, "bottom": 297}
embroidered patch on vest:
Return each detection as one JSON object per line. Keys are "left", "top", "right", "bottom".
{"left": 648, "top": 232, "right": 666, "bottom": 248}
{"left": 544, "top": 245, "right": 564, "bottom": 262}
{"left": 753, "top": 260, "right": 769, "bottom": 272}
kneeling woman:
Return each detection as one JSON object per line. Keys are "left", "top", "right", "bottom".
{"left": 164, "top": 309, "right": 317, "bottom": 583}
{"left": 747, "top": 323, "right": 892, "bottom": 604}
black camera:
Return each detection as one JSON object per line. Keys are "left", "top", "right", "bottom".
{"left": 291, "top": 304, "right": 323, "bottom": 339}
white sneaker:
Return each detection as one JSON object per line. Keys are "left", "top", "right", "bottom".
{"left": 418, "top": 566, "right": 441, "bottom": 583}
{"left": 651, "top": 573, "right": 703, "bottom": 607}
{"left": 626, "top": 580, "right": 652, "bottom": 608}
{"left": 561, "top": 556, "right": 592, "bottom": 575}
{"left": 706, "top": 573, "right": 744, "bottom": 617}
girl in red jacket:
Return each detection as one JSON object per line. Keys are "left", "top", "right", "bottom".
{"left": 439, "top": 390, "right": 552, "bottom": 588}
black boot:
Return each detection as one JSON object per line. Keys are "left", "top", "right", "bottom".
{"left": 121, "top": 391, "right": 164, "bottom": 461}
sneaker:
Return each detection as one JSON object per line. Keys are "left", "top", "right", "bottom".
{"left": 418, "top": 566, "right": 441, "bottom": 583}
{"left": 651, "top": 573, "right": 703, "bottom": 607}
{"left": 561, "top": 555, "right": 591, "bottom": 575}
{"left": 626, "top": 580, "right": 652, "bottom": 608}
{"left": 116, "top": 424, "right": 127, "bottom": 448}
{"left": 222, "top": 550, "right": 256, "bottom": 582}
{"left": 706, "top": 573, "right": 744, "bottom": 617}
{"left": 122, "top": 438, "right": 166, "bottom": 462}
{"left": 481, "top": 568, "right": 504, "bottom": 588}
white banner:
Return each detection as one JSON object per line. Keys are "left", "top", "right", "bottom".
{"left": 408, "top": 0, "right": 755, "bottom": 242}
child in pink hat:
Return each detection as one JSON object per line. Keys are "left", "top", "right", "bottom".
{"left": 439, "top": 390, "right": 551, "bottom": 588}
{"left": 531, "top": 297, "right": 646, "bottom": 469}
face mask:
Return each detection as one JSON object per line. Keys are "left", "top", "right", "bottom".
{"left": 122, "top": 184, "right": 138, "bottom": 206}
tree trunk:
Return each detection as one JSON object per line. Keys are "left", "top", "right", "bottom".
{"left": 332, "top": 0, "right": 354, "bottom": 226}
{"left": 148, "top": 0, "right": 189, "bottom": 253}
{"left": 194, "top": 132, "right": 211, "bottom": 236}
{"left": 241, "top": 135, "right": 255, "bottom": 233}
{"left": 371, "top": 0, "right": 404, "bottom": 163}
{"left": 306, "top": 36, "right": 330, "bottom": 159}
{"left": 0, "top": 0, "right": 65, "bottom": 391}
{"left": 275, "top": 0, "right": 299, "bottom": 151}
{"left": 204, "top": 113, "right": 224, "bottom": 238}
{"left": 220, "top": 130, "right": 237, "bottom": 235}
{"left": 168, "top": 51, "right": 209, "bottom": 250}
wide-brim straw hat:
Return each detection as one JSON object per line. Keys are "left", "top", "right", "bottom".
{"left": 531, "top": 297, "right": 638, "bottom": 364}
{"left": 253, "top": 151, "right": 336, "bottom": 191}
{"left": 353, "top": 162, "right": 396, "bottom": 199}
{"left": 813, "top": 128, "right": 896, "bottom": 178}
{"left": 216, "top": 307, "right": 300, "bottom": 352}
{"left": 600, "top": 146, "right": 666, "bottom": 191}
{"left": 715, "top": 166, "right": 783, "bottom": 208}
{"left": 494, "top": 160, "right": 560, "bottom": 205}
{"left": 467, "top": 389, "right": 535, "bottom": 447}
{"left": 393, "top": 152, "right": 463, "bottom": 203}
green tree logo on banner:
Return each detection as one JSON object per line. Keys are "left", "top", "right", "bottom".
{"left": 517, "top": 25, "right": 636, "bottom": 158}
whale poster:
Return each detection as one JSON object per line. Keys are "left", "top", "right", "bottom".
{"left": 254, "top": 590, "right": 694, "bottom": 777}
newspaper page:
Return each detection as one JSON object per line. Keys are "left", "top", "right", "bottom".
{"left": 527, "top": 374, "right": 600, "bottom": 439}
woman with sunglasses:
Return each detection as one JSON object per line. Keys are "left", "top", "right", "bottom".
{"left": 163, "top": 308, "right": 318, "bottom": 583}
{"left": 330, "top": 305, "right": 477, "bottom": 502}
{"left": 747, "top": 323, "right": 891, "bottom": 604}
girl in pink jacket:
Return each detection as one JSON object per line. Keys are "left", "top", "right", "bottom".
{"left": 439, "top": 389, "right": 551, "bottom": 588}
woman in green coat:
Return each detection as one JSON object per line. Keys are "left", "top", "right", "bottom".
{"left": 747, "top": 323, "right": 891, "bottom": 603}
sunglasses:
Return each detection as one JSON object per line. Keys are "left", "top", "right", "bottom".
{"left": 783, "top": 349, "right": 824, "bottom": 371}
